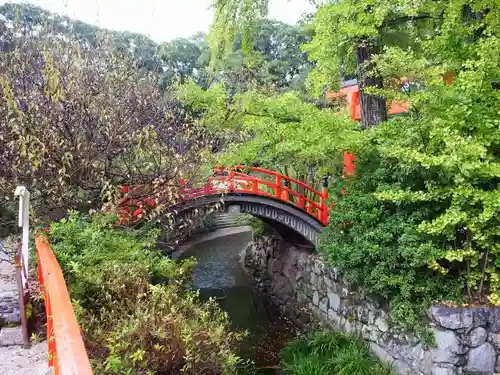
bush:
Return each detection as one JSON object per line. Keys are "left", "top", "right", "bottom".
{"left": 48, "top": 212, "right": 245, "bottom": 375}
{"left": 320, "top": 150, "right": 464, "bottom": 338}
{"left": 280, "top": 331, "right": 394, "bottom": 375}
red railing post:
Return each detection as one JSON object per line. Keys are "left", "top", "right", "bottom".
{"left": 275, "top": 175, "right": 281, "bottom": 199}
{"left": 252, "top": 178, "right": 259, "bottom": 194}
{"left": 204, "top": 176, "right": 212, "bottom": 195}
{"left": 281, "top": 179, "right": 289, "bottom": 201}
{"left": 320, "top": 176, "right": 329, "bottom": 225}
{"left": 297, "top": 196, "right": 305, "bottom": 209}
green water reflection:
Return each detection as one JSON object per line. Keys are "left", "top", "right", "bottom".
{"left": 181, "top": 231, "right": 296, "bottom": 367}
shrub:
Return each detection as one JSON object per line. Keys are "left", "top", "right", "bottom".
{"left": 280, "top": 330, "right": 394, "bottom": 375}
{"left": 48, "top": 212, "right": 245, "bottom": 375}
{"left": 320, "top": 150, "right": 464, "bottom": 337}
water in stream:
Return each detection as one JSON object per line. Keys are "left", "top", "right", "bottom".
{"left": 179, "top": 231, "right": 297, "bottom": 372}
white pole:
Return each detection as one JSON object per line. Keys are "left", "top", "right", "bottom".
{"left": 14, "top": 186, "right": 30, "bottom": 287}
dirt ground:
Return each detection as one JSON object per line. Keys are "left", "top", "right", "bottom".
{"left": 0, "top": 342, "right": 51, "bottom": 375}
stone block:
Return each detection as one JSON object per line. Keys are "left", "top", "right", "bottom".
{"left": 324, "top": 275, "right": 334, "bottom": 288}
{"left": 431, "top": 367, "right": 457, "bottom": 375}
{"left": 327, "top": 308, "right": 341, "bottom": 327}
{"left": 466, "top": 342, "right": 495, "bottom": 374}
{"left": 473, "top": 307, "right": 490, "bottom": 327}
{"left": 375, "top": 317, "right": 389, "bottom": 332}
{"left": 339, "top": 286, "right": 349, "bottom": 298}
{"left": 312, "top": 290, "right": 319, "bottom": 306}
{"left": 328, "top": 291, "right": 340, "bottom": 311}
{"left": 431, "top": 330, "right": 462, "bottom": 364}
{"left": 361, "top": 324, "right": 371, "bottom": 340}
{"left": 310, "top": 272, "right": 317, "bottom": 285}
{"left": 369, "top": 342, "right": 395, "bottom": 365}
{"left": 487, "top": 308, "right": 500, "bottom": 333}
{"left": 3, "top": 310, "right": 20, "bottom": 324}
{"left": 468, "top": 327, "right": 487, "bottom": 348}
{"left": 430, "top": 306, "right": 473, "bottom": 330}
{"left": 319, "top": 297, "right": 329, "bottom": 313}
{"left": 297, "top": 292, "right": 308, "bottom": 304}
{"left": 0, "top": 326, "right": 23, "bottom": 346}
{"left": 488, "top": 332, "right": 500, "bottom": 350}
{"left": 0, "top": 291, "right": 16, "bottom": 299}
{"left": 368, "top": 311, "right": 376, "bottom": 325}
{"left": 393, "top": 359, "right": 412, "bottom": 374}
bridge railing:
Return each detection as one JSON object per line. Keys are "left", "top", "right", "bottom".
{"left": 36, "top": 235, "right": 93, "bottom": 375}
{"left": 182, "top": 166, "right": 329, "bottom": 225}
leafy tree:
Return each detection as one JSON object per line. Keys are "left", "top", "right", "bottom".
{"left": 158, "top": 33, "right": 211, "bottom": 88}
{"left": 160, "top": 19, "right": 313, "bottom": 93}
{"left": 0, "top": 7, "right": 211, "bottom": 223}
{"left": 216, "top": 19, "right": 314, "bottom": 93}
{"left": 321, "top": 0, "right": 500, "bottom": 332}
{"left": 0, "top": 3, "right": 162, "bottom": 72}
{"left": 176, "top": 81, "right": 358, "bottom": 191}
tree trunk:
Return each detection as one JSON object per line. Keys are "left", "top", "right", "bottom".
{"left": 356, "top": 41, "right": 387, "bottom": 128}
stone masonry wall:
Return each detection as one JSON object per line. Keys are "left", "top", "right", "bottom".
{"left": 0, "top": 240, "right": 21, "bottom": 329}
{"left": 244, "top": 234, "right": 500, "bottom": 375}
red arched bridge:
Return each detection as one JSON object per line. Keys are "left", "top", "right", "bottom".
{"left": 121, "top": 166, "right": 331, "bottom": 245}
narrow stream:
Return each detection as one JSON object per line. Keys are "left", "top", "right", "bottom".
{"left": 178, "top": 230, "right": 297, "bottom": 372}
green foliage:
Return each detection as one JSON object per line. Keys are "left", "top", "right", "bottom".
{"left": 303, "top": 0, "right": 436, "bottom": 95}
{"left": 158, "top": 33, "right": 211, "bottom": 89}
{"left": 249, "top": 219, "right": 267, "bottom": 237}
{"left": 177, "top": 81, "right": 359, "bottom": 189}
{"left": 209, "top": 0, "right": 269, "bottom": 67}
{"left": 320, "top": 151, "right": 464, "bottom": 334}
{"left": 48, "top": 213, "right": 245, "bottom": 374}
{"left": 205, "top": 0, "right": 500, "bottom": 338}
{"left": 321, "top": 0, "right": 500, "bottom": 332}
{"left": 280, "top": 331, "right": 394, "bottom": 375}
{"left": 0, "top": 3, "right": 162, "bottom": 72}
{"left": 163, "top": 18, "right": 313, "bottom": 93}
{"left": 199, "top": 215, "right": 218, "bottom": 233}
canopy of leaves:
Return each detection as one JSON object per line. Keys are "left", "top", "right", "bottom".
{"left": 177, "top": 80, "right": 359, "bottom": 189}
{"left": 0, "top": 4, "right": 212, "bottom": 224}
{"left": 0, "top": 3, "right": 162, "bottom": 71}
{"left": 321, "top": 0, "right": 500, "bottom": 332}
{"left": 160, "top": 19, "right": 314, "bottom": 93}
{"left": 159, "top": 33, "right": 211, "bottom": 88}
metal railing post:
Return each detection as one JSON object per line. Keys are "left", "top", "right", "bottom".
{"left": 14, "top": 186, "right": 30, "bottom": 287}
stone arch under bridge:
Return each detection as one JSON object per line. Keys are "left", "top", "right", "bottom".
{"left": 172, "top": 194, "right": 325, "bottom": 246}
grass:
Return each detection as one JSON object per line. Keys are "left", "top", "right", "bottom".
{"left": 280, "top": 331, "right": 395, "bottom": 375}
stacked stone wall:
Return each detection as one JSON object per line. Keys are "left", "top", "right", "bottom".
{"left": 244, "top": 234, "right": 500, "bottom": 375}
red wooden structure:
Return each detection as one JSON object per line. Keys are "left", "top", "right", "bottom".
{"left": 36, "top": 235, "right": 93, "bottom": 375}
{"left": 184, "top": 166, "right": 329, "bottom": 225}
{"left": 120, "top": 166, "right": 330, "bottom": 226}
{"left": 331, "top": 74, "right": 454, "bottom": 175}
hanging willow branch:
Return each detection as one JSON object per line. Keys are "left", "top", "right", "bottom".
{"left": 208, "top": 0, "right": 269, "bottom": 68}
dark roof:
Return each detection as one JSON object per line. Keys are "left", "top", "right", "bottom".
{"left": 341, "top": 79, "right": 358, "bottom": 88}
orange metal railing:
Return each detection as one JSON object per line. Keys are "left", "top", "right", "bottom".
{"left": 121, "top": 166, "right": 331, "bottom": 226}
{"left": 181, "top": 166, "right": 330, "bottom": 225}
{"left": 36, "top": 235, "right": 93, "bottom": 375}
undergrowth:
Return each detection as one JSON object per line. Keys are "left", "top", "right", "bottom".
{"left": 280, "top": 331, "right": 395, "bottom": 375}
{"left": 48, "top": 212, "right": 246, "bottom": 375}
